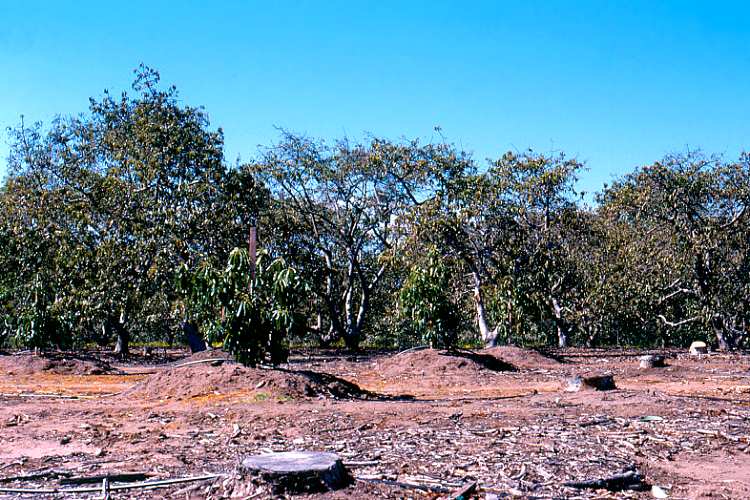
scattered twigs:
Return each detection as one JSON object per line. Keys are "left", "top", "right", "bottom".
{"left": 355, "top": 476, "right": 452, "bottom": 493}
{"left": 343, "top": 460, "right": 381, "bottom": 467}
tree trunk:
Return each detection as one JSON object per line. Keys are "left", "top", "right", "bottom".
{"left": 712, "top": 317, "right": 733, "bottom": 351}
{"left": 113, "top": 323, "right": 130, "bottom": 356}
{"left": 346, "top": 284, "right": 371, "bottom": 351}
{"left": 472, "top": 272, "right": 497, "bottom": 346}
{"left": 182, "top": 321, "right": 207, "bottom": 353}
{"left": 715, "top": 330, "right": 731, "bottom": 351}
{"left": 552, "top": 297, "right": 568, "bottom": 348}
{"left": 343, "top": 328, "right": 361, "bottom": 350}
{"left": 557, "top": 325, "right": 568, "bottom": 348}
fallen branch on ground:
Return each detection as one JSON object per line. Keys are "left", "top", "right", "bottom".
{"left": 355, "top": 476, "right": 452, "bottom": 493}
{"left": 394, "top": 346, "right": 429, "bottom": 357}
{"left": 450, "top": 480, "right": 477, "bottom": 499}
{"left": 563, "top": 469, "right": 647, "bottom": 491}
{"left": 172, "top": 358, "right": 230, "bottom": 369}
{"left": 0, "top": 470, "right": 72, "bottom": 483}
{"left": 60, "top": 472, "right": 153, "bottom": 485}
{"left": 0, "top": 473, "right": 225, "bottom": 495}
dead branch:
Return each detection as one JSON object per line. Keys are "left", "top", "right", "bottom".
{"left": 657, "top": 314, "right": 700, "bottom": 328}
{"left": 60, "top": 472, "right": 152, "bottom": 485}
{"left": 0, "top": 469, "right": 72, "bottom": 483}
{"left": 0, "top": 473, "right": 224, "bottom": 495}
{"left": 172, "top": 358, "right": 230, "bottom": 369}
{"left": 563, "top": 469, "right": 646, "bottom": 491}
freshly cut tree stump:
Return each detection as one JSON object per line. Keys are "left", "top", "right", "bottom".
{"left": 565, "top": 374, "right": 616, "bottom": 392}
{"left": 689, "top": 341, "right": 708, "bottom": 355}
{"left": 639, "top": 355, "right": 666, "bottom": 369}
{"left": 239, "top": 451, "right": 351, "bottom": 493}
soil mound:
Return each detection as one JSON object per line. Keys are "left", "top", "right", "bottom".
{"left": 0, "top": 353, "right": 114, "bottom": 375}
{"left": 376, "top": 349, "right": 516, "bottom": 379}
{"left": 124, "top": 363, "right": 374, "bottom": 401}
{"left": 485, "top": 346, "right": 563, "bottom": 369}
{"left": 172, "top": 348, "right": 236, "bottom": 365}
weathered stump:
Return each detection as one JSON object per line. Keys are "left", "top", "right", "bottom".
{"left": 565, "top": 374, "right": 616, "bottom": 392}
{"left": 639, "top": 355, "right": 666, "bottom": 369}
{"left": 239, "top": 451, "right": 351, "bottom": 493}
{"left": 689, "top": 341, "right": 708, "bottom": 355}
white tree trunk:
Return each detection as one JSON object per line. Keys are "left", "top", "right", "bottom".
{"left": 473, "top": 272, "right": 497, "bottom": 346}
{"left": 552, "top": 297, "right": 568, "bottom": 348}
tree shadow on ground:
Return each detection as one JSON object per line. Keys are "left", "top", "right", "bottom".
{"left": 532, "top": 348, "right": 570, "bottom": 364}
{"left": 442, "top": 349, "right": 518, "bottom": 372}
{"left": 278, "top": 368, "right": 414, "bottom": 401}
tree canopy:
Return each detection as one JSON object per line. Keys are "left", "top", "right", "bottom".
{"left": 2, "top": 68, "right": 750, "bottom": 361}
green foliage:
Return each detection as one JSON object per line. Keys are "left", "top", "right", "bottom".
{"left": 1, "top": 66, "right": 263, "bottom": 352}
{"left": 257, "top": 133, "right": 454, "bottom": 349}
{"left": 3, "top": 66, "right": 750, "bottom": 353}
{"left": 176, "top": 249, "right": 308, "bottom": 366}
{"left": 595, "top": 152, "right": 750, "bottom": 349}
{"left": 397, "top": 248, "right": 460, "bottom": 348}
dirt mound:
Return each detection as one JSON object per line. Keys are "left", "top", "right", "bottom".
{"left": 172, "top": 348, "right": 236, "bottom": 365}
{"left": 124, "top": 363, "right": 375, "bottom": 401}
{"left": 485, "top": 346, "right": 564, "bottom": 369}
{"left": 376, "top": 349, "right": 516, "bottom": 379}
{"left": 0, "top": 353, "right": 114, "bottom": 375}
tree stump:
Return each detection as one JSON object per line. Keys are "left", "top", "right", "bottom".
{"left": 639, "top": 355, "right": 666, "bottom": 369}
{"left": 239, "top": 451, "right": 351, "bottom": 493}
{"left": 565, "top": 374, "right": 616, "bottom": 392}
{"left": 689, "top": 341, "right": 708, "bottom": 355}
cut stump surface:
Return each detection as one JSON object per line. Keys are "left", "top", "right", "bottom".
{"left": 689, "top": 341, "right": 708, "bottom": 355}
{"left": 239, "top": 451, "right": 351, "bottom": 493}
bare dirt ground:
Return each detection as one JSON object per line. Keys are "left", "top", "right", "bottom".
{"left": 0, "top": 347, "right": 748, "bottom": 499}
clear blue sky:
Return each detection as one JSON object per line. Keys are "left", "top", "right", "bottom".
{"left": 2, "top": 1, "right": 749, "bottom": 196}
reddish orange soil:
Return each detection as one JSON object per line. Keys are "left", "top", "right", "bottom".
{"left": 0, "top": 348, "right": 748, "bottom": 499}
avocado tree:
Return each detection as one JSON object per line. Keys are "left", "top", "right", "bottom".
{"left": 3, "top": 66, "right": 257, "bottom": 353}
{"left": 599, "top": 152, "right": 750, "bottom": 349}
{"left": 397, "top": 247, "right": 460, "bottom": 349}
{"left": 259, "top": 134, "right": 452, "bottom": 349}
{"left": 413, "top": 151, "right": 508, "bottom": 346}
{"left": 176, "top": 248, "right": 308, "bottom": 366}
{"left": 492, "top": 151, "right": 585, "bottom": 347}
{"left": 0, "top": 166, "right": 80, "bottom": 349}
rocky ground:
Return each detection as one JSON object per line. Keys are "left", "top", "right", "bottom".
{"left": 0, "top": 347, "right": 748, "bottom": 499}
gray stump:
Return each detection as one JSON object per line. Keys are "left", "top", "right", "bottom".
{"left": 639, "top": 355, "right": 666, "bottom": 369}
{"left": 565, "top": 374, "right": 616, "bottom": 392}
{"left": 239, "top": 451, "right": 351, "bottom": 493}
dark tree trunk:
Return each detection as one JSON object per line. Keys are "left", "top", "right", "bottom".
{"left": 343, "top": 328, "right": 361, "bottom": 351}
{"left": 181, "top": 321, "right": 207, "bottom": 353}
{"left": 712, "top": 317, "right": 733, "bottom": 351}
